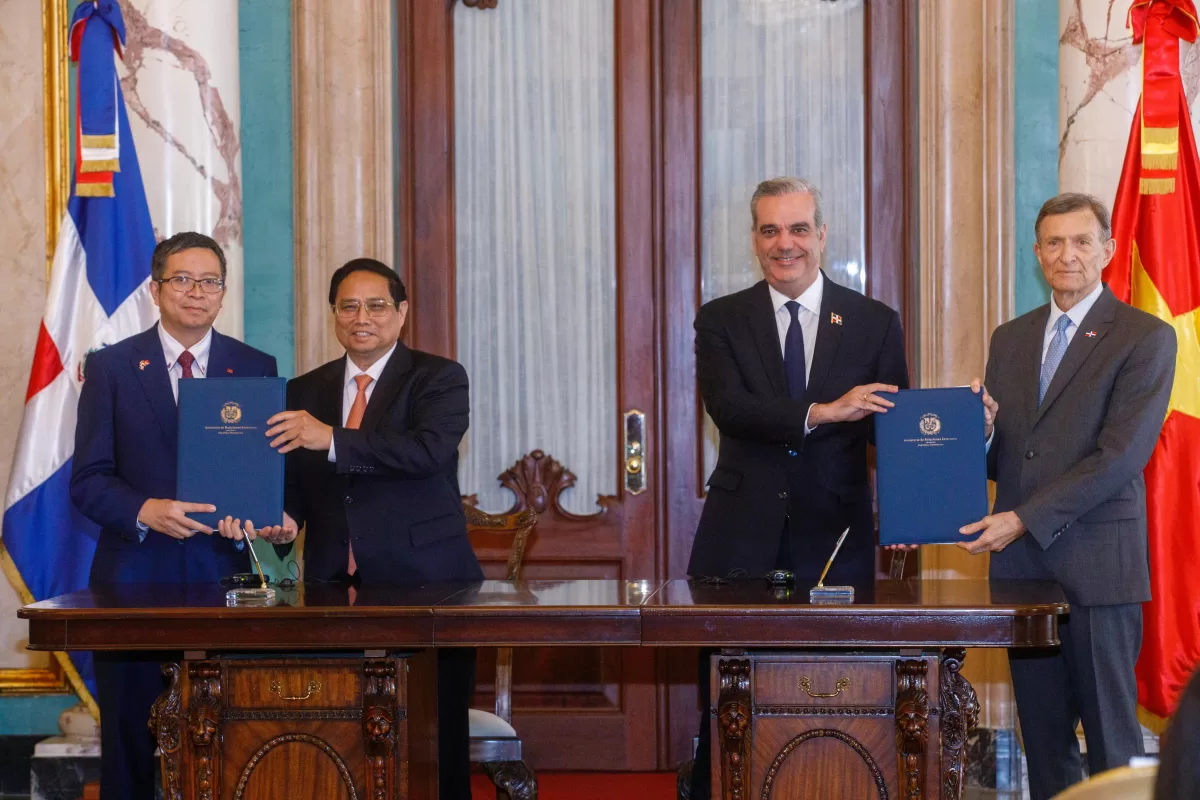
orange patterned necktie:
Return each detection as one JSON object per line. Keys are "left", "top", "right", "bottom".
{"left": 345, "top": 374, "right": 372, "bottom": 576}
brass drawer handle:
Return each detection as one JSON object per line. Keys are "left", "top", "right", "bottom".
{"left": 270, "top": 677, "right": 322, "bottom": 702}
{"left": 798, "top": 676, "right": 850, "bottom": 698}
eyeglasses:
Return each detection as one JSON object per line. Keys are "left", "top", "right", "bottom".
{"left": 335, "top": 299, "right": 396, "bottom": 318}
{"left": 156, "top": 275, "right": 225, "bottom": 294}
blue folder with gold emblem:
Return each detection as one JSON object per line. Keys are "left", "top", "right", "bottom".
{"left": 177, "top": 377, "right": 286, "bottom": 529}
{"left": 875, "top": 387, "right": 988, "bottom": 545}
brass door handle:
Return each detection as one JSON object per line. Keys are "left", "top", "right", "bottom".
{"left": 624, "top": 409, "right": 646, "bottom": 494}
{"left": 270, "top": 677, "right": 322, "bottom": 701}
{"left": 798, "top": 676, "right": 849, "bottom": 698}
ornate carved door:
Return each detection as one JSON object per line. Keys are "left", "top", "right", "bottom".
{"left": 394, "top": 0, "right": 911, "bottom": 770}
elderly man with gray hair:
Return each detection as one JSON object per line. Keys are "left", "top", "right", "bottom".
{"left": 686, "top": 177, "right": 909, "bottom": 799}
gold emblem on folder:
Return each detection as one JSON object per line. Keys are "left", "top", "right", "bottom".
{"left": 220, "top": 402, "right": 243, "bottom": 425}
{"left": 919, "top": 413, "right": 941, "bottom": 436}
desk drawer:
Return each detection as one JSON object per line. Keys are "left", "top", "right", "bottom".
{"left": 225, "top": 662, "right": 362, "bottom": 710}
{"left": 752, "top": 659, "right": 893, "bottom": 709}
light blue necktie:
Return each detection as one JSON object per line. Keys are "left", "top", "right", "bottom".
{"left": 1039, "top": 314, "right": 1073, "bottom": 405}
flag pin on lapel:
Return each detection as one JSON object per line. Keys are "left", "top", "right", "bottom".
{"left": 1084, "top": 330, "right": 1098, "bottom": 338}
{"left": 830, "top": 313, "right": 843, "bottom": 325}
{"left": 138, "top": 360, "right": 150, "bottom": 371}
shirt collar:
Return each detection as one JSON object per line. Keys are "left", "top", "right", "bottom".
{"left": 1048, "top": 281, "right": 1104, "bottom": 332}
{"left": 768, "top": 270, "right": 825, "bottom": 316}
{"left": 343, "top": 343, "right": 398, "bottom": 388}
{"left": 158, "top": 324, "right": 213, "bottom": 372}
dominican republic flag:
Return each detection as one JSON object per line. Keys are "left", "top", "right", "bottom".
{"left": 0, "top": 0, "right": 156, "bottom": 710}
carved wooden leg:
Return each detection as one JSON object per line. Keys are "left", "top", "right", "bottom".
{"left": 149, "top": 663, "right": 183, "bottom": 800}
{"left": 939, "top": 649, "right": 981, "bottom": 800}
{"left": 895, "top": 659, "right": 930, "bottom": 800}
{"left": 187, "top": 661, "right": 223, "bottom": 800}
{"left": 716, "top": 658, "right": 752, "bottom": 800}
{"left": 363, "top": 660, "right": 399, "bottom": 800}
{"left": 481, "top": 760, "right": 539, "bottom": 800}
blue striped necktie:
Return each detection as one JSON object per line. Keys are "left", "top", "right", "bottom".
{"left": 1039, "top": 314, "right": 1072, "bottom": 405}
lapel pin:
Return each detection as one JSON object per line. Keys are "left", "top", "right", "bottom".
{"left": 830, "top": 313, "right": 843, "bottom": 326}
{"left": 1084, "top": 330, "right": 1098, "bottom": 338}
{"left": 138, "top": 360, "right": 150, "bottom": 371}
{"left": 226, "top": 368, "right": 234, "bottom": 374}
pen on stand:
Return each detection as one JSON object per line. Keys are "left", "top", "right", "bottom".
{"left": 246, "top": 537, "right": 267, "bottom": 589}
{"left": 815, "top": 527, "right": 851, "bottom": 588}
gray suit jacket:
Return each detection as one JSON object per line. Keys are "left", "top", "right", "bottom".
{"left": 985, "top": 285, "right": 1176, "bottom": 606}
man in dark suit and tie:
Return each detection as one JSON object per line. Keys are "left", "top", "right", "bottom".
{"left": 960, "top": 193, "right": 1177, "bottom": 799}
{"left": 70, "top": 231, "right": 278, "bottom": 800}
{"left": 687, "top": 177, "right": 909, "bottom": 798}
{"left": 257, "top": 258, "right": 482, "bottom": 800}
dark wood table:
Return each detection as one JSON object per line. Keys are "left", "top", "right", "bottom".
{"left": 21, "top": 579, "right": 1067, "bottom": 800}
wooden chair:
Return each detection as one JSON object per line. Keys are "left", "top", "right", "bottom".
{"left": 1050, "top": 765, "right": 1157, "bottom": 799}
{"left": 464, "top": 504, "right": 539, "bottom": 800}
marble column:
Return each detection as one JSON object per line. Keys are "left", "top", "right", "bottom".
{"left": 0, "top": 0, "right": 56, "bottom": 677}
{"left": 118, "top": 0, "right": 244, "bottom": 338}
{"left": 292, "top": 0, "right": 395, "bottom": 373}
{"left": 918, "top": 0, "right": 1016, "bottom": 731}
{"left": 1059, "top": 0, "right": 1200, "bottom": 201}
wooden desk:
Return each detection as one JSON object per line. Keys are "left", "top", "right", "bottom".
{"left": 20, "top": 579, "right": 1067, "bottom": 800}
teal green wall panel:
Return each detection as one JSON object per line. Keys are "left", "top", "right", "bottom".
{"left": 0, "top": 695, "right": 79, "bottom": 736}
{"left": 239, "top": 0, "right": 295, "bottom": 378}
{"left": 1013, "top": 0, "right": 1058, "bottom": 315}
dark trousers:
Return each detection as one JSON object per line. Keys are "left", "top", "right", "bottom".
{"left": 438, "top": 647, "right": 477, "bottom": 800}
{"left": 1009, "top": 603, "right": 1144, "bottom": 800}
{"left": 95, "top": 652, "right": 171, "bottom": 800}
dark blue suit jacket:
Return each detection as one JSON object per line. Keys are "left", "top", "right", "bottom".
{"left": 71, "top": 324, "right": 278, "bottom": 586}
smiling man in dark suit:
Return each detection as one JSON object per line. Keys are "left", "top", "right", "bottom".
{"left": 960, "top": 193, "right": 1176, "bottom": 799}
{"left": 70, "top": 231, "right": 278, "bottom": 800}
{"left": 261, "top": 258, "right": 482, "bottom": 800}
{"left": 687, "top": 177, "right": 909, "bottom": 799}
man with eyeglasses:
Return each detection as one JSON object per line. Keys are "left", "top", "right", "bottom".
{"left": 70, "top": 231, "right": 279, "bottom": 800}
{"left": 239, "top": 257, "right": 482, "bottom": 800}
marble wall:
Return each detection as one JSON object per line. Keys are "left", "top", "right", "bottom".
{"left": 0, "top": 0, "right": 55, "bottom": 674}
{"left": 119, "top": 0, "right": 245, "bottom": 337}
{"left": 1059, "top": 0, "right": 1200, "bottom": 201}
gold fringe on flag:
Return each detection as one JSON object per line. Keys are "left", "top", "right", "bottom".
{"left": 75, "top": 182, "right": 114, "bottom": 198}
{"left": 80, "top": 133, "right": 116, "bottom": 149}
{"left": 79, "top": 158, "right": 119, "bottom": 174}
{"left": 1142, "top": 125, "right": 1180, "bottom": 146}
{"left": 1142, "top": 152, "right": 1178, "bottom": 170}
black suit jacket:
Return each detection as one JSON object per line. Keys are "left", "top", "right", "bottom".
{"left": 687, "top": 276, "right": 909, "bottom": 582}
{"left": 282, "top": 344, "right": 483, "bottom": 583}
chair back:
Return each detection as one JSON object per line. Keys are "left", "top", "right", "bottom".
{"left": 463, "top": 504, "right": 538, "bottom": 724}
{"left": 1050, "top": 765, "right": 1157, "bottom": 800}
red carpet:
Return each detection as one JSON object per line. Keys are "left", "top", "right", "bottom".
{"left": 471, "top": 771, "right": 678, "bottom": 799}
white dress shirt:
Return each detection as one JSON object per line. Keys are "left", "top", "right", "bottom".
{"left": 327, "top": 343, "right": 397, "bottom": 462}
{"left": 137, "top": 325, "right": 216, "bottom": 541}
{"left": 1043, "top": 281, "right": 1104, "bottom": 364}
{"left": 158, "top": 325, "right": 211, "bottom": 403}
{"left": 767, "top": 273, "right": 823, "bottom": 434}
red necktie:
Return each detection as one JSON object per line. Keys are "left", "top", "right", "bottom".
{"left": 177, "top": 350, "right": 196, "bottom": 379}
{"left": 345, "top": 374, "right": 372, "bottom": 576}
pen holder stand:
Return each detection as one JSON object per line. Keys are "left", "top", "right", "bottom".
{"left": 809, "top": 585, "right": 854, "bottom": 605}
{"left": 226, "top": 586, "right": 277, "bottom": 607}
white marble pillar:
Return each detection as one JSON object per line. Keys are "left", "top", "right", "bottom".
{"left": 118, "top": 0, "right": 244, "bottom": 338}
{"left": 1059, "top": 0, "right": 1200, "bottom": 203}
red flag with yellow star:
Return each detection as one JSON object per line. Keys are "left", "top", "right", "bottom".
{"left": 1106, "top": 0, "right": 1200, "bottom": 731}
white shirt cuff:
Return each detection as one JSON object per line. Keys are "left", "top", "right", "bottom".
{"left": 804, "top": 403, "right": 818, "bottom": 436}
{"left": 135, "top": 517, "right": 149, "bottom": 543}
{"left": 327, "top": 435, "right": 337, "bottom": 463}
{"left": 985, "top": 428, "right": 994, "bottom": 453}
